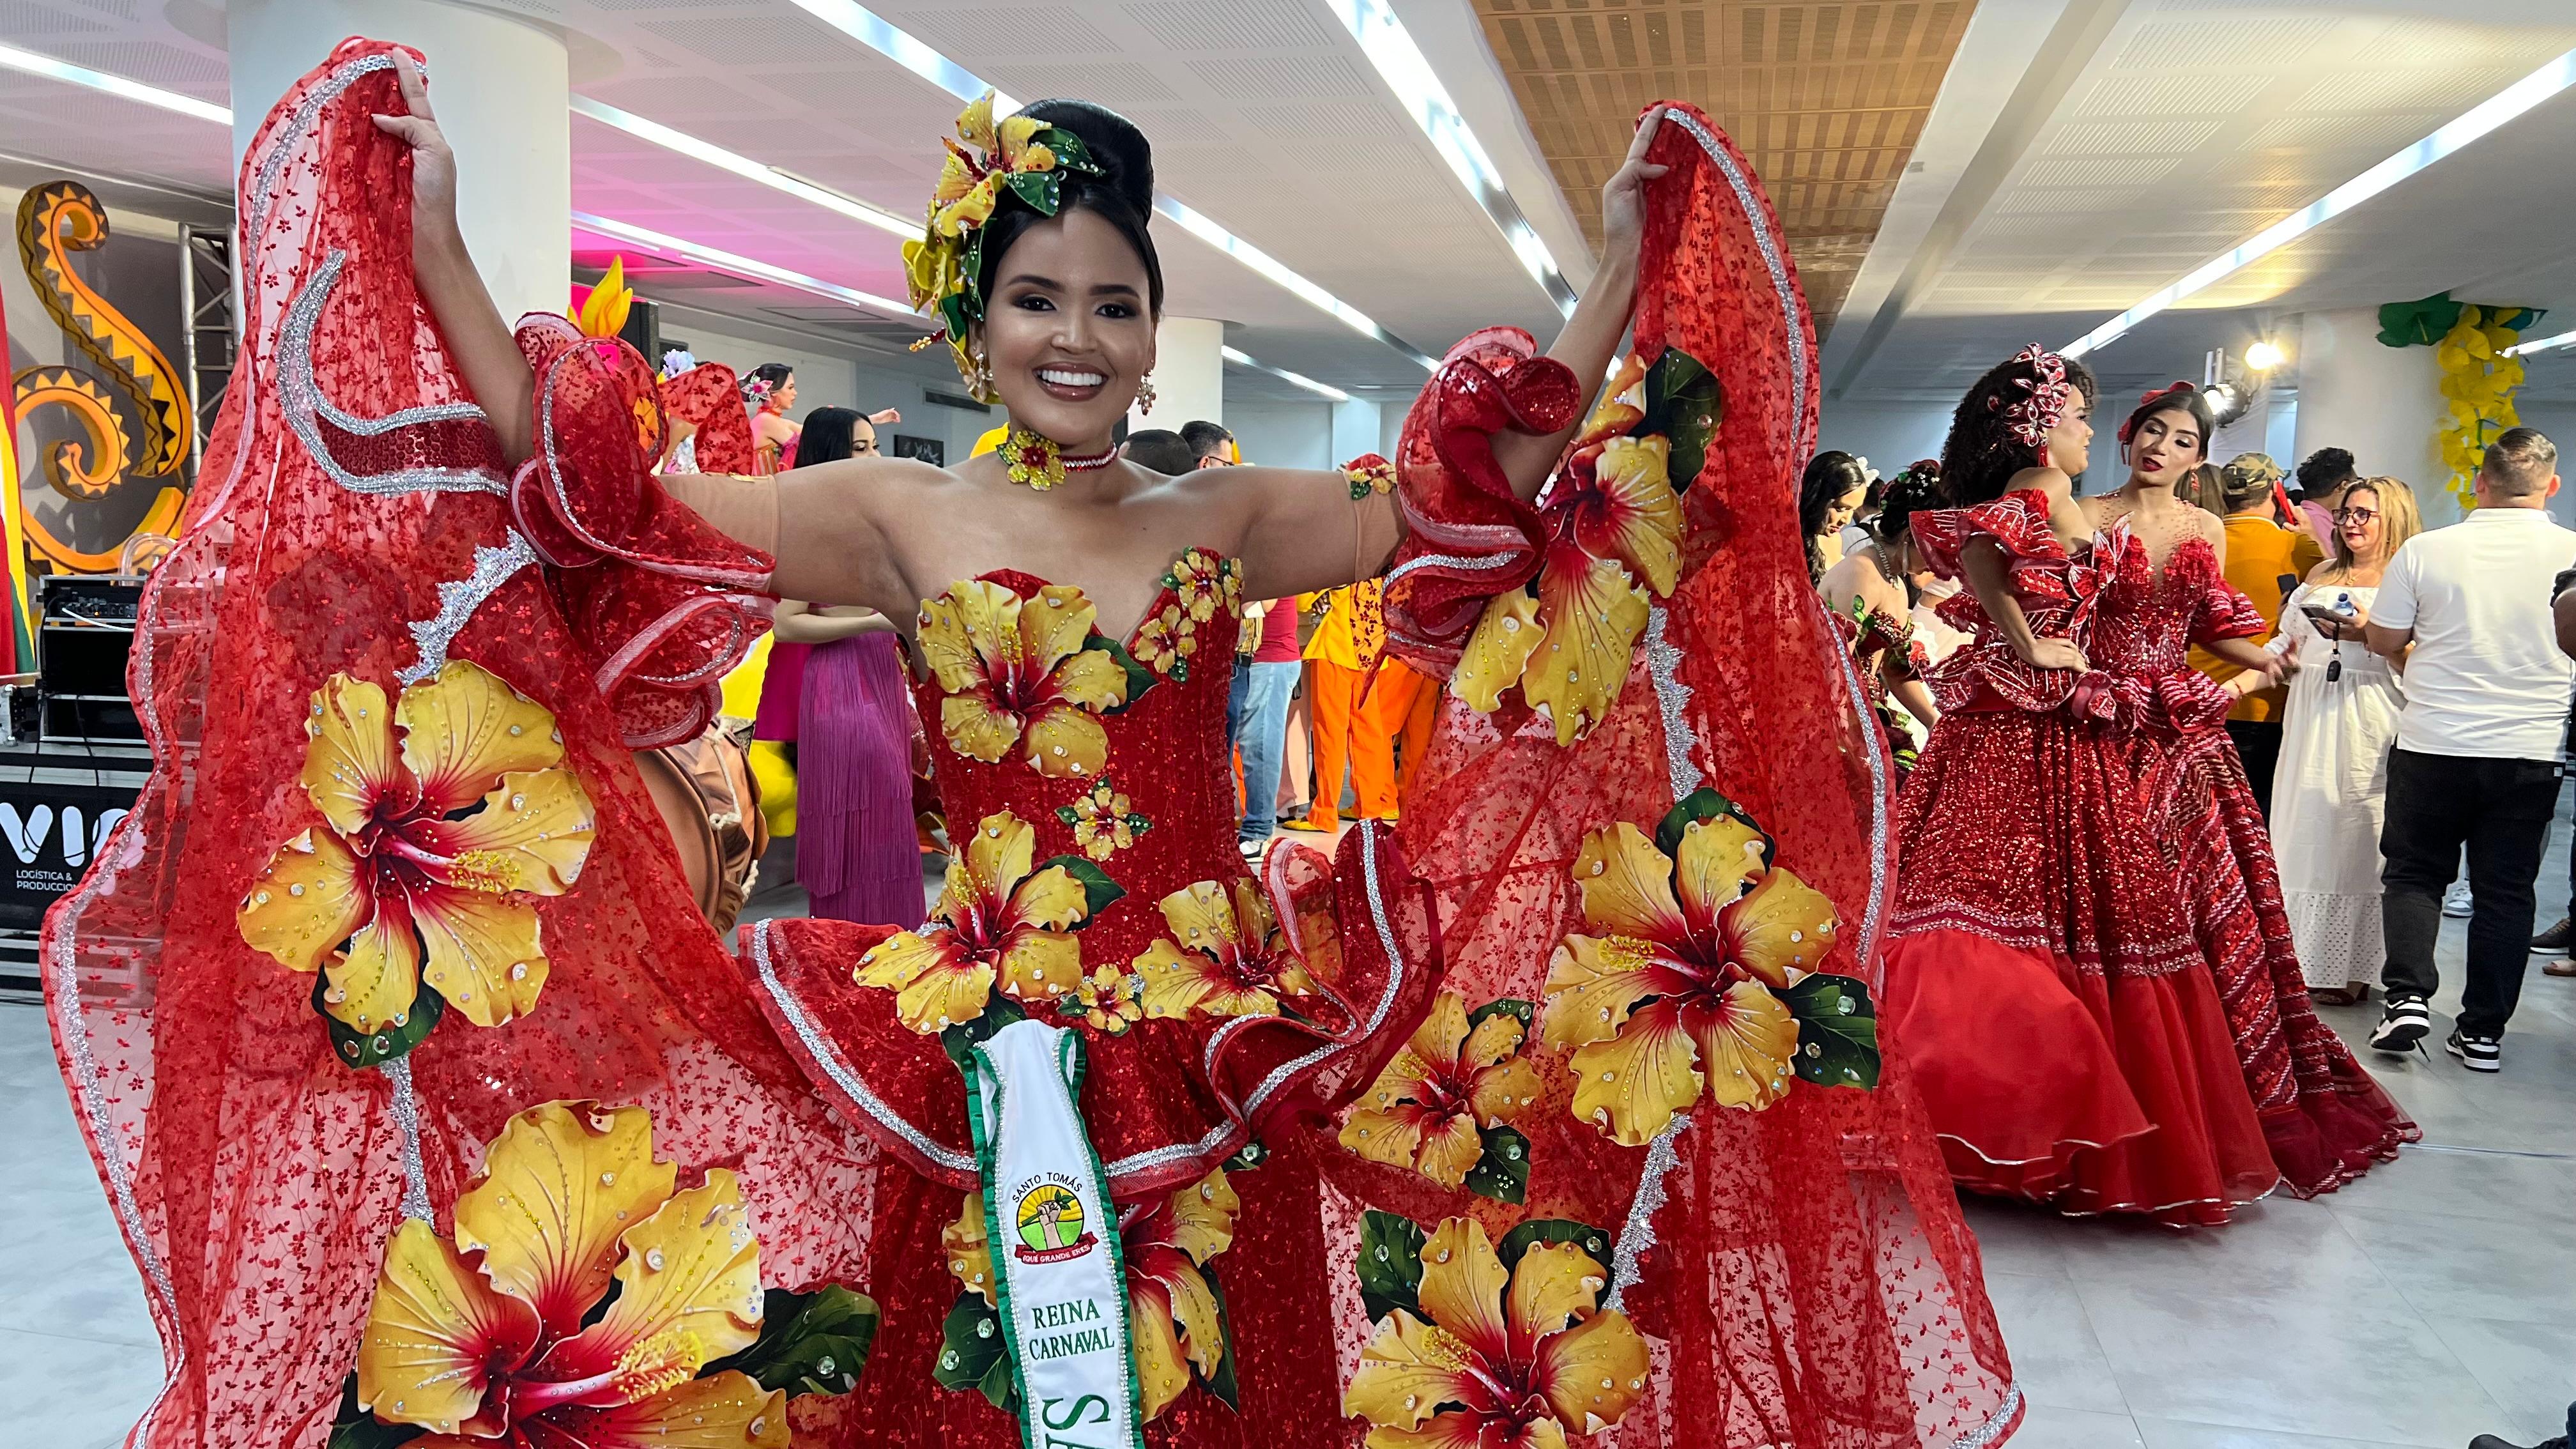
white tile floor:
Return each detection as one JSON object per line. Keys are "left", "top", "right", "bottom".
{"left": 7, "top": 832, "right": 2573, "bottom": 1448}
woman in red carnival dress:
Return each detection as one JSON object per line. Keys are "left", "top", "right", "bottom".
{"left": 45, "top": 38, "right": 2021, "bottom": 1449}
{"left": 1882, "top": 349, "right": 2414, "bottom": 1226}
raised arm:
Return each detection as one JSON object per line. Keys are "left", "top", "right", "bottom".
{"left": 374, "top": 54, "right": 537, "bottom": 464}
{"left": 1237, "top": 107, "right": 1671, "bottom": 600}
{"left": 1490, "top": 106, "right": 1669, "bottom": 503}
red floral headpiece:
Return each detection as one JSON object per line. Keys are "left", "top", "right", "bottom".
{"left": 2116, "top": 381, "right": 2198, "bottom": 445}
{"left": 1986, "top": 344, "right": 2070, "bottom": 454}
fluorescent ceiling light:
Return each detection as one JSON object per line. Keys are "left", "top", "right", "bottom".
{"left": 572, "top": 97, "right": 917, "bottom": 240}
{"left": 572, "top": 211, "right": 919, "bottom": 319}
{"left": 0, "top": 40, "right": 231, "bottom": 124}
{"left": 2507, "top": 328, "right": 2576, "bottom": 357}
{"left": 785, "top": 1, "right": 1009, "bottom": 109}
{"left": 1326, "top": 0, "right": 1577, "bottom": 316}
{"left": 1222, "top": 344, "right": 1350, "bottom": 402}
{"left": 2066, "top": 45, "right": 2576, "bottom": 358}
{"left": 782, "top": 0, "right": 1428, "bottom": 367}
{"left": 1158, "top": 197, "right": 1434, "bottom": 369}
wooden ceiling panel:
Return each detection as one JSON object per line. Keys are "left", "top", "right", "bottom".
{"left": 1473, "top": 1, "right": 1977, "bottom": 334}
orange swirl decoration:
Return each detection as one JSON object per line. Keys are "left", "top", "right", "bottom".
{"left": 12, "top": 181, "right": 192, "bottom": 568}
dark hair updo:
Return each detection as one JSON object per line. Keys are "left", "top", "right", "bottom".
{"left": 1939, "top": 351, "right": 2097, "bottom": 507}
{"left": 975, "top": 100, "right": 1165, "bottom": 319}
{"left": 1872, "top": 459, "right": 1942, "bottom": 546}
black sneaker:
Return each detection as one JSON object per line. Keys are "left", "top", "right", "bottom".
{"left": 2468, "top": 1434, "right": 2567, "bottom": 1448}
{"left": 2371, "top": 995, "right": 2432, "bottom": 1053}
{"left": 2445, "top": 1027, "right": 2502, "bottom": 1072}
{"left": 2533, "top": 916, "right": 2573, "bottom": 954}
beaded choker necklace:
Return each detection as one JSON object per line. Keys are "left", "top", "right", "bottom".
{"left": 1000, "top": 425, "right": 1117, "bottom": 491}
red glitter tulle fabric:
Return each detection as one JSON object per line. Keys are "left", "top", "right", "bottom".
{"left": 1885, "top": 493, "right": 2416, "bottom": 1225}
{"left": 42, "top": 43, "right": 877, "bottom": 1449}
{"left": 1384, "top": 105, "right": 2024, "bottom": 1448}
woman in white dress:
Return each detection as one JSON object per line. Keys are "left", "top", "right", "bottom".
{"left": 2269, "top": 477, "right": 2423, "bottom": 1003}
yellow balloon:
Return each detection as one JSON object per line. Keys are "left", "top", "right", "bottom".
{"left": 2437, "top": 343, "right": 2470, "bottom": 372}
{"left": 2465, "top": 331, "right": 2495, "bottom": 360}
{"left": 2462, "top": 304, "right": 2485, "bottom": 328}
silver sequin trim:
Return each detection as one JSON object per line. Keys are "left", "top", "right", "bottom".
{"left": 1107, "top": 821, "right": 1410, "bottom": 1181}
{"left": 1664, "top": 109, "right": 1812, "bottom": 466}
{"left": 1604, "top": 1116, "right": 1685, "bottom": 1310}
{"left": 383, "top": 1054, "right": 432, "bottom": 1222}
{"left": 748, "top": 920, "right": 977, "bottom": 1174}
{"left": 279, "top": 250, "right": 509, "bottom": 498}
{"left": 1383, "top": 550, "right": 1527, "bottom": 585}
{"left": 1953, "top": 1383, "right": 2025, "bottom": 1449}
{"left": 1815, "top": 587, "right": 1892, "bottom": 960}
{"left": 247, "top": 54, "right": 395, "bottom": 245}
{"left": 1642, "top": 606, "right": 1703, "bottom": 799}
{"left": 47, "top": 558, "right": 185, "bottom": 1446}
{"left": 399, "top": 532, "right": 537, "bottom": 684}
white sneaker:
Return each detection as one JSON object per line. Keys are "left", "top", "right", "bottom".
{"left": 2443, "top": 881, "right": 2474, "bottom": 918}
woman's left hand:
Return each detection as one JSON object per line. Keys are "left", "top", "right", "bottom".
{"left": 1598, "top": 105, "right": 1672, "bottom": 266}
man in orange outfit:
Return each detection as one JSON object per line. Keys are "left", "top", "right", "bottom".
{"left": 1284, "top": 579, "right": 1440, "bottom": 832}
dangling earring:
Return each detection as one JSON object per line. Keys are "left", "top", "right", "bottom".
{"left": 1136, "top": 376, "right": 1158, "bottom": 415}
{"left": 970, "top": 345, "right": 994, "bottom": 401}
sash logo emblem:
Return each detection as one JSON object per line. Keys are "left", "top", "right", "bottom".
{"left": 1011, "top": 1176, "right": 1098, "bottom": 1263}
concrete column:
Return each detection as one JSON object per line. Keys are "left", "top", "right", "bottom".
{"left": 1134, "top": 316, "right": 1225, "bottom": 432}
{"left": 1330, "top": 398, "right": 1382, "bottom": 466}
{"left": 2289, "top": 308, "right": 2450, "bottom": 520}
{"left": 229, "top": 0, "right": 570, "bottom": 326}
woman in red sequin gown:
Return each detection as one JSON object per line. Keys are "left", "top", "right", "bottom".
{"left": 45, "top": 41, "right": 2022, "bottom": 1449}
{"left": 1883, "top": 356, "right": 2414, "bottom": 1227}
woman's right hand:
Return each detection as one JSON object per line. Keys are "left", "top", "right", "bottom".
{"left": 2020, "top": 637, "right": 2089, "bottom": 672}
{"left": 371, "top": 54, "right": 460, "bottom": 245}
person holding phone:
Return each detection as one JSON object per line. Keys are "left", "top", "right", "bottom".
{"left": 2267, "top": 478, "right": 2421, "bottom": 1004}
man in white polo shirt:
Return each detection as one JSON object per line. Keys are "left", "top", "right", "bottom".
{"left": 2363, "top": 428, "right": 2576, "bottom": 1071}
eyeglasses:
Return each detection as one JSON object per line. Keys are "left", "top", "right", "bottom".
{"left": 2333, "top": 507, "right": 2379, "bottom": 523}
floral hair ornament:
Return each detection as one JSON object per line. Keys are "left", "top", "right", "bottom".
{"left": 2117, "top": 380, "right": 2198, "bottom": 445}
{"left": 902, "top": 90, "right": 1104, "bottom": 401}
{"left": 1993, "top": 343, "right": 2071, "bottom": 453}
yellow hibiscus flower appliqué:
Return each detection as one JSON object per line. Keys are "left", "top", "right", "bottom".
{"left": 352, "top": 1101, "right": 788, "bottom": 1449}
{"left": 1541, "top": 801, "right": 1844, "bottom": 1146}
{"left": 918, "top": 579, "right": 1131, "bottom": 779}
{"left": 1057, "top": 776, "right": 1150, "bottom": 861}
{"left": 1340, "top": 991, "right": 1544, "bottom": 1190}
{"left": 1455, "top": 355, "right": 1687, "bottom": 745}
{"left": 942, "top": 1169, "right": 1241, "bottom": 1423}
{"left": 1130, "top": 549, "right": 1242, "bottom": 680}
{"left": 1344, "top": 1216, "right": 1650, "bottom": 1448}
{"left": 1134, "top": 877, "right": 1319, "bottom": 1022}
{"left": 236, "top": 662, "right": 595, "bottom": 1049}
{"left": 857, "top": 809, "right": 1106, "bottom": 1033}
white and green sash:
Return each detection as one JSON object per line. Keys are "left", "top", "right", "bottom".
{"left": 962, "top": 1018, "right": 1146, "bottom": 1449}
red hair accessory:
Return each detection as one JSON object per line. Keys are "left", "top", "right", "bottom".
{"left": 2000, "top": 344, "right": 2070, "bottom": 454}
{"left": 2116, "top": 380, "right": 2197, "bottom": 444}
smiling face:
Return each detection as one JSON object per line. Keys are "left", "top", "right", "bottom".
{"left": 2126, "top": 404, "right": 2205, "bottom": 487}
{"left": 2046, "top": 388, "right": 2094, "bottom": 476}
{"left": 971, "top": 207, "right": 1157, "bottom": 451}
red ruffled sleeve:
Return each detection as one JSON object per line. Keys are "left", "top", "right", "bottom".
{"left": 1911, "top": 489, "right": 2066, "bottom": 582}
{"left": 2191, "top": 577, "right": 2268, "bottom": 646}
{"left": 511, "top": 317, "right": 776, "bottom": 747}
{"left": 1380, "top": 326, "right": 1581, "bottom": 673}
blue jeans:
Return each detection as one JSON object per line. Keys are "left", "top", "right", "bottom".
{"left": 1234, "top": 661, "right": 1299, "bottom": 843}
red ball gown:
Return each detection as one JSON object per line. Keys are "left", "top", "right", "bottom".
{"left": 1881, "top": 492, "right": 2414, "bottom": 1225}
{"left": 44, "top": 42, "right": 2023, "bottom": 1449}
